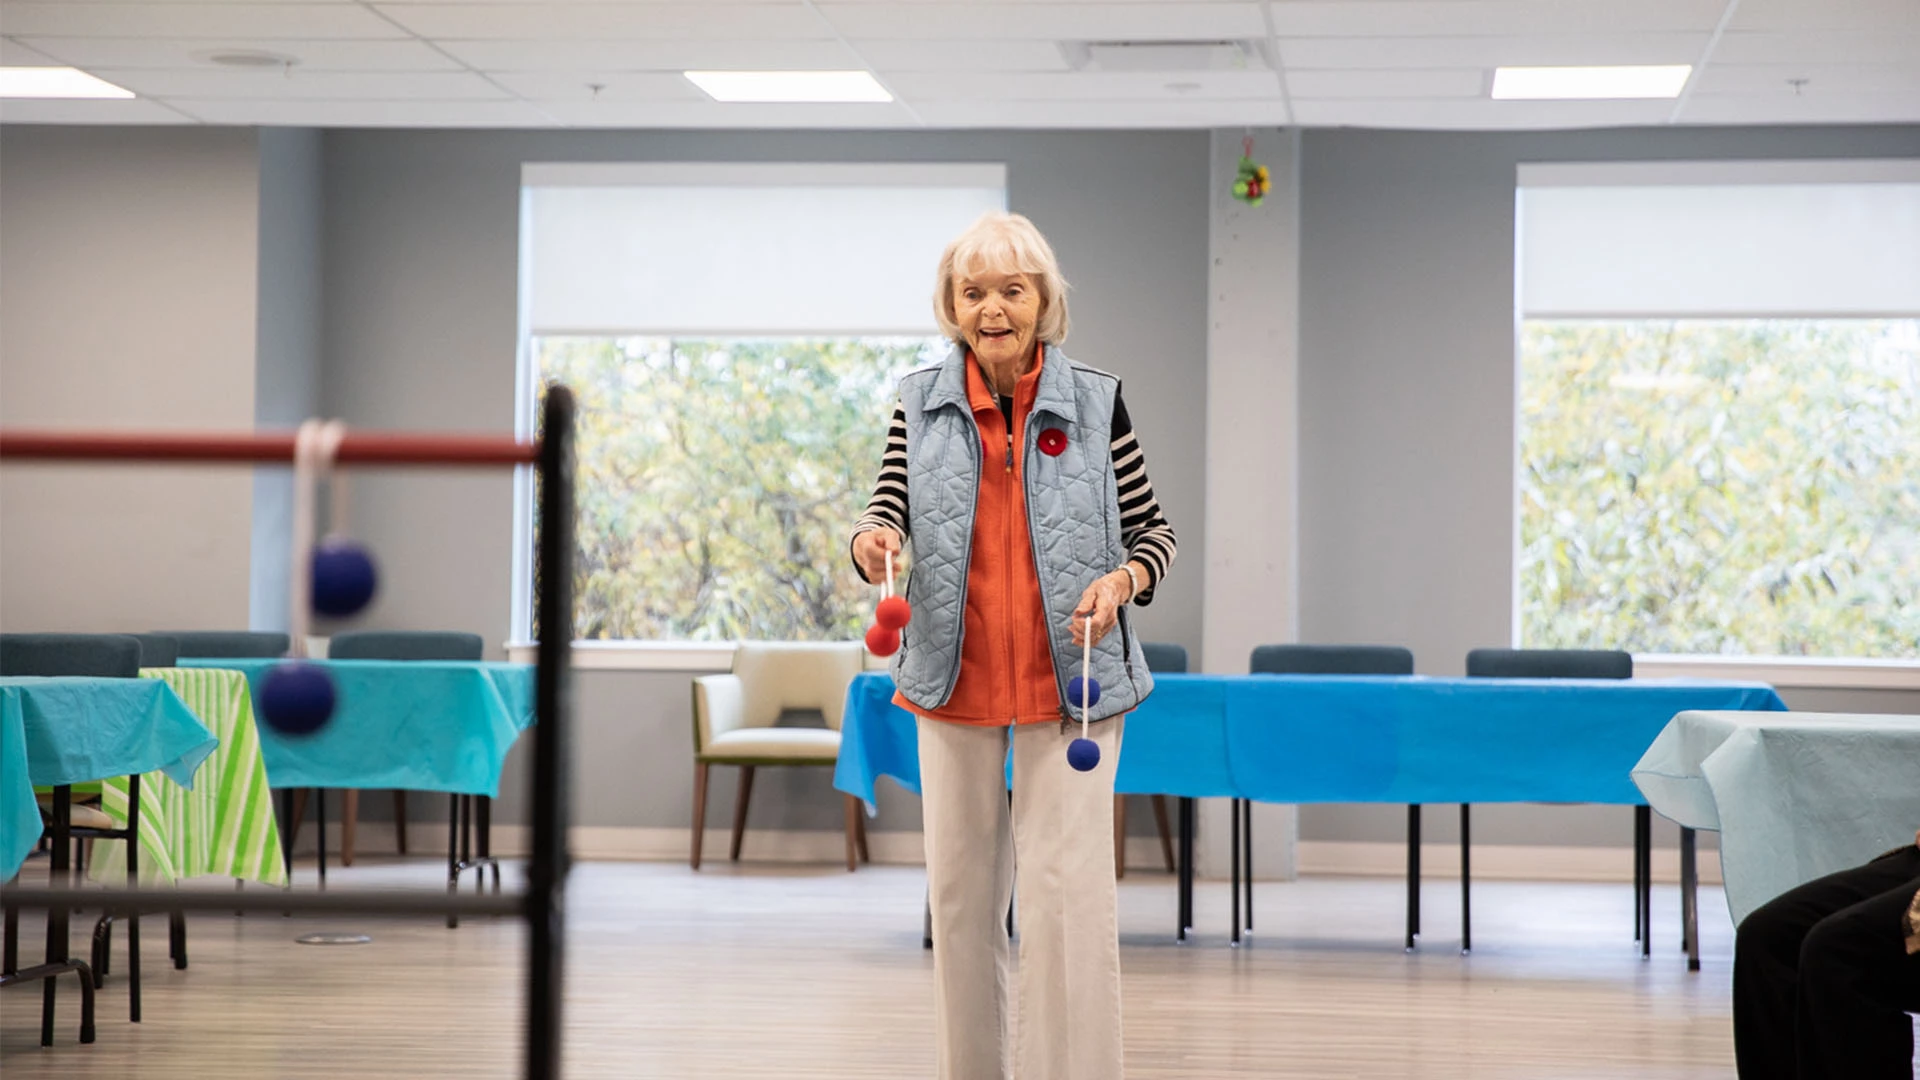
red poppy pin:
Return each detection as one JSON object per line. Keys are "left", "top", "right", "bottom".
{"left": 1037, "top": 428, "right": 1068, "bottom": 456}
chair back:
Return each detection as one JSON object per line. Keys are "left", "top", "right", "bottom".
{"left": 130, "top": 633, "right": 180, "bottom": 668}
{"left": 1140, "top": 642, "right": 1189, "bottom": 674}
{"left": 733, "top": 642, "right": 865, "bottom": 732}
{"left": 0, "top": 633, "right": 142, "bottom": 678}
{"left": 1465, "top": 648, "right": 1631, "bottom": 680}
{"left": 166, "top": 631, "right": 291, "bottom": 659}
{"left": 1249, "top": 644, "right": 1414, "bottom": 676}
{"left": 327, "top": 631, "right": 484, "bottom": 662}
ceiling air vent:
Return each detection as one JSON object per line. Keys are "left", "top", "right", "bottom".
{"left": 1060, "top": 40, "right": 1269, "bottom": 73}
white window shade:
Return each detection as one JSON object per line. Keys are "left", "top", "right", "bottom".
{"left": 522, "top": 163, "right": 1007, "bottom": 335}
{"left": 1518, "top": 161, "right": 1920, "bottom": 318}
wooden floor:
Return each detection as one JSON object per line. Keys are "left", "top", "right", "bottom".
{"left": 3, "top": 858, "right": 1743, "bottom": 1078}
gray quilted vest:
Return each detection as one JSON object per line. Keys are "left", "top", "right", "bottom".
{"left": 891, "top": 344, "right": 1153, "bottom": 723}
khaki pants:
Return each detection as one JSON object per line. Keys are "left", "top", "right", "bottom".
{"left": 918, "top": 715, "right": 1124, "bottom": 1080}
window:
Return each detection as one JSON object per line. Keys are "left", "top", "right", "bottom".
{"left": 515, "top": 164, "right": 1006, "bottom": 641}
{"left": 1516, "top": 162, "right": 1920, "bottom": 657}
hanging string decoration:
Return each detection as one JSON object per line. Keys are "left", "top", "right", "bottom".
{"left": 1232, "top": 135, "right": 1270, "bottom": 207}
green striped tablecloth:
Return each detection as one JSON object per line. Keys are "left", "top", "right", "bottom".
{"left": 91, "top": 667, "right": 286, "bottom": 887}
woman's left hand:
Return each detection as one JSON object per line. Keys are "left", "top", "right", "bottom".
{"left": 1070, "top": 570, "right": 1132, "bottom": 648}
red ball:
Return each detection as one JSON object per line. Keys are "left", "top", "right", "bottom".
{"left": 865, "top": 624, "right": 900, "bottom": 657}
{"left": 875, "top": 596, "right": 912, "bottom": 630}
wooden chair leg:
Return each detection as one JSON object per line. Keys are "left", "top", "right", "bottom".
{"left": 842, "top": 794, "right": 860, "bottom": 873}
{"left": 288, "top": 789, "right": 310, "bottom": 852}
{"left": 1151, "top": 795, "right": 1175, "bottom": 872}
{"left": 393, "top": 791, "right": 408, "bottom": 855}
{"left": 1113, "top": 794, "right": 1127, "bottom": 879}
{"left": 730, "top": 766, "right": 755, "bottom": 862}
{"left": 340, "top": 790, "right": 359, "bottom": 868}
{"left": 855, "top": 804, "right": 870, "bottom": 864}
{"left": 690, "top": 763, "right": 709, "bottom": 870}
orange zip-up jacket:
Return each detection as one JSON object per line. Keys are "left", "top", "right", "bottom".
{"left": 894, "top": 348, "right": 1064, "bottom": 726}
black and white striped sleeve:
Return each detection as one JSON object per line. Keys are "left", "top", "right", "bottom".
{"left": 849, "top": 402, "right": 909, "bottom": 584}
{"left": 1111, "top": 390, "right": 1177, "bottom": 606}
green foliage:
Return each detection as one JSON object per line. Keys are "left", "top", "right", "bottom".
{"left": 1519, "top": 319, "right": 1920, "bottom": 656}
{"left": 538, "top": 336, "right": 938, "bottom": 641}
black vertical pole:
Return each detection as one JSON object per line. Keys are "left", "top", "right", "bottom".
{"left": 1459, "top": 804, "right": 1471, "bottom": 955}
{"left": 1405, "top": 804, "right": 1421, "bottom": 952}
{"left": 527, "top": 385, "right": 575, "bottom": 1080}
{"left": 1177, "top": 797, "right": 1194, "bottom": 942}
{"left": 1230, "top": 798, "right": 1241, "bottom": 947}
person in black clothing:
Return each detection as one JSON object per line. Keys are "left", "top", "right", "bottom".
{"left": 1734, "top": 831, "right": 1920, "bottom": 1079}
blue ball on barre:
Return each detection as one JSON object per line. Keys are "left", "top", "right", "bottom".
{"left": 1067, "top": 676, "right": 1101, "bottom": 708}
{"left": 312, "top": 539, "right": 378, "bottom": 618}
{"left": 260, "top": 661, "right": 336, "bottom": 737}
{"left": 1066, "top": 737, "right": 1102, "bottom": 773}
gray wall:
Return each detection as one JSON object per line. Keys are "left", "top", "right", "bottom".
{"left": 1296, "top": 124, "right": 1920, "bottom": 849}
{"left": 0, "top": 126, "right": 260, "bottom": 633}
{"left": 318, "top": 129, "right": 1211, "bottom": 833}
{"left": 250, "top": 127, "right": 325, "bottom": 633}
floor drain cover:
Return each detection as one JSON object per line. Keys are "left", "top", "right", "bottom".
{"left": 295, "top": 932, "right": 373, "bottom": 946}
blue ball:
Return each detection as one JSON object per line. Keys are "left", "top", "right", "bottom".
{"left": 260, "top": 661, "right": 336, "bottom": 736}
{"left": 1067, "top": 737, "right": 1101, "bottom": 772}
{"left": 312, "top": 540, "right": 378, "bottom": 617}
{"left": 1067, "top": 676, "right": 1101, "bottom": 709}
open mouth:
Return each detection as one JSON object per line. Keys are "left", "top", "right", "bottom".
{"left": 978, "top": 328, "right": 1014, "bottom": 340}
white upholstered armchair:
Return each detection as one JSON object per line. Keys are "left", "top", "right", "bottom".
{"left": 690, "top": 642, "right": 868, "bottom": 871}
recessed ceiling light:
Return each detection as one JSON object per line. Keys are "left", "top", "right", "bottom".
{"left": 0, "top": 67, "right": 134, "bottom": 99}
{"left": 1491, "top": 65, "right": 1692, "bottom": 100}
{"left": 683, "top": 70, "right": 891, "bottom": 104}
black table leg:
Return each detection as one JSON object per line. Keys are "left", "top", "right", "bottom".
{"left": 1177, "top": 797, "right": 1194, "bottom": 943}
{"left": 1406, "top": 804, "right": 1421, "bottom": 952}
{"left": 315, "top": 789, "right": 328, "bottom": 890}
{"left": 1680, "top": 826, "right": 1699, "bottom": 972}
{"left": 1241, "top": 799, "right": 1254, "bottom": 936}
{"left": 1459, "top": 803, "right": 1471, "bottom": 955}
{"left": 1637, "top": 806, "right": 1652, "bottom": 959}
{"left": 1230, "top": 798, "right": 1242, "bottom": 947}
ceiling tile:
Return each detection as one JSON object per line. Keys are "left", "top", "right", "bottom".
{"left": 487, "top": 70, "right": 707, "bottom": 101}
{"left": 372, "top": 3, "right": 828, "bottom": 40}
{"left": 0, "top": 4, "right": 404, "bottom": 39}
{"left": 1290, "top": 95, "right": 1676, "bottom": 129}
{"left": 1729, "top": 0, "right": 1920, "bottom": 33}
{"left": 1284, "top": 67, "right": 1485, "bottom": 99}
{"left": 1677, "top": 91, "right": 1920, "bottom": 125}
{"left": 0, "top": 96, "right": 194, "bottom": 123}
{"left": 885, "top": 68, "right": 1279, "bottom": 101}
{"left": 101, "top": 68, "right": 508, "bottom": 98}
{"left": 436, "top": 37, "right": 858, "bottom": 71}
{"left": 1710, "top": 30, "right": 1920, "bottom": 65}
{"left": 815, "top": 3, "right": 1269, "bottom": 42}
{"left": 856, "top": 38, "right": 1073, "bottom": 72}
{"left": 13, "top": 36, "right": 462, "bottom": 70}
{"left": 911, "top": 97, "right": 1287, "bottom": 127}
{"left": 1275, "top": 33, "right": 1706, "bottom": 70}
{"left": 160, "top": 96, "right": 556, "bottom": 124}
{"left": 536, "top": 98, "right": 919, "bottom": 127}
{"left": 0, "top": 36, "right": 59, "bottom": 63}
{"left": 1269, "top": 1, "right": 1725, "bottom": 38}
{"left": 1694, "top": 63, "right": 1920, "bottom": 97}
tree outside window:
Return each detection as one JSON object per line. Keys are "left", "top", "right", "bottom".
{"left": 1519, "top": 319, "right": 1920, "bottom": 656}
{"left": 535, "top": 336, "right": 939, "bottom": 641}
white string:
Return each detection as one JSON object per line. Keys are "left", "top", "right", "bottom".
{"left": 288, "top": 419, "right": 347, "bottom": 659}
{"left": 317, "top": 420, "right": 348, "bottom": 538}
{"left": 1081, "top": 613, "right": 1093, "bottom": 738}
{"left": 884, "top": 548, "right": 894, "bottom": 599}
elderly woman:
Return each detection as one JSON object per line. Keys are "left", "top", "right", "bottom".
{"left": 849, "top": 211, "right": 1177, "bottom": 1080}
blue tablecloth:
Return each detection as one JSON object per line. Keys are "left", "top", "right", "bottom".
{"left": 179, "top": 659, "right": 535, "bottom": 796}
{"left": 1, "top": 677, "right": 218, "bottom": 881}
{"left": 1634, "top": 710, "right": 1920, "bottom": 926}
{"left": 835, "top": 671, "right": 1785, "bottom": 810}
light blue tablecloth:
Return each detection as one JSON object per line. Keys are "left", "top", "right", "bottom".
{"left": 1, "top": 677, "right": 218, "bottom": 881}
{"left": 1634, "top": 710, "right": 1920, "bottom": 927}
{"left": 835, "top": 672, "right": 1785, "bottom": 810}
{"left": 179, "top": 659, "right": 535, "bottom": 796}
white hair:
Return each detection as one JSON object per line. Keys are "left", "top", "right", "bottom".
{"left": 933, "top": 212, "right": 1070, "bottom": 346}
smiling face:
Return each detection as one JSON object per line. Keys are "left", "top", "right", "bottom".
{"left": 953, "top": 268, "right": 1042, "bottom": 372}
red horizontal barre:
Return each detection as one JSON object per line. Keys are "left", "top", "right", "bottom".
{"left": 0, "top": 429, "right": 539, "bottom": 467}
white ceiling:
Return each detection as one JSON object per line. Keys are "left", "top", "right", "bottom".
{"left": 1, "top": 0, "right": 1916, "bottom": 130}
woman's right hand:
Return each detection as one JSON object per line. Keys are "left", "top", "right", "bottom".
{"left": 853, "top": 527, "right": 903, "bottom": 585}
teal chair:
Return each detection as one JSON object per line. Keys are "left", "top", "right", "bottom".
{"left": 1464, "top": 648, "right": 1634, "bottom": 956}
{"left": 327, "top": 631, "right": 491, "bottom": 927}
{"left": 1247, "top": 645, "right": 1417, "bottom": 949}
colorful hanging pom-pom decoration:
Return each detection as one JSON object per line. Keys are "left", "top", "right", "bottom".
{"left": 1232, "top": 135, "right": 1270, "bottom": 207}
